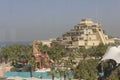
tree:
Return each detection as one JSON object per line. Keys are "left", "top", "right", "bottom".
{"left": 48, "top": 63, "right": 56, "bottom": 80}
{"left": 57, "top": 67, "right": 64, "bottom": 80}
{"left": 87, "top": 46, "right": 97, "bottom": 59}
{"left": 1, "top": 46, "right": 10, "bottom": 64}
{"left": 29, "top": 57, "right": 36, "bottom": 77}
{"left": 63, "top": 59, "right": 74, "bottom": 80}
{"left": 95, "top": 43, "right": 108, "bottom": 59}
{"left": 77, "top": 47, "right": 88, "bottom": 60}
{"left": 74, "top": 59, "right": 98, "bottom": 80}
{"left": 48, "top": 45, "right": 65, "bottom": 61}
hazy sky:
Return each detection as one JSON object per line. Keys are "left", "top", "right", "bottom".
{"left": 0, "top": 0, "right": 120, "bottom": 41}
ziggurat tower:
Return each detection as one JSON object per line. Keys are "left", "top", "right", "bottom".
{"left": 55, "top": 18, "right": 114, "bottom": 48}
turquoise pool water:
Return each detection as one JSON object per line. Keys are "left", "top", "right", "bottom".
{"left": 4, "top": 71, "right": 73, "bottom": 79}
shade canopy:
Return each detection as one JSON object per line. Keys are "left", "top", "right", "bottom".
{"left": 101, "top": 46, "right": 120, "bottom": 64}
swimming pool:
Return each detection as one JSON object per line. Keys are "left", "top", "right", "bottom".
{"left": 4, "top": 71, "right": 73, "bottom": 79}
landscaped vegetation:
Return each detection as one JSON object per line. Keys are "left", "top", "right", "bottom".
{"left": 0, "top": 43, "right": 120, "bottom": 80}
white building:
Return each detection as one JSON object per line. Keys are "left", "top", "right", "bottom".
{"left": 55, "top": 18, "right": 115, "bottom": 48}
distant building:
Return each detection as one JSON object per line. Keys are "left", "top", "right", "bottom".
{"left": 54, "top": 18, "right": 115, "bottom": 48}
{"left": 113, "top": 38, "right": 120, "bottom": 45}
{"left": 33, "top": 39, "right": 54, "bottom": 48}
{"left": 32, "top": 39, "right": 56, "bottom": 53}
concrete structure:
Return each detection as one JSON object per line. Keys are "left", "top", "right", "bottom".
{"left": 54, "top": 18, "right": 115, "bottom": 48}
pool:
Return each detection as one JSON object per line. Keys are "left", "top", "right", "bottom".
{"left": 4, "top": 71, "right": 73, "bottom": 79}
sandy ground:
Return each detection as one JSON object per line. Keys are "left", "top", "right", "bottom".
{"left": 7, "top": 77, "right": 43, "bottom": 80}
{"left": 7, "top": 77, "right": 63, "bottom": 80}
{"left": 0, "top": 63, "right": 11, "bottom": 77}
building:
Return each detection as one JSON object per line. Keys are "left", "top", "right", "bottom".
{"left": 33, "top": 39, "right": 53, "bottom": 48}
{"left": 54, "top": 18, "right": 115, "bottom": 48}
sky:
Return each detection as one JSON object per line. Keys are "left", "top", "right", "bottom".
{"left": 0, "top": 0, "right": 120, "bottom": 41}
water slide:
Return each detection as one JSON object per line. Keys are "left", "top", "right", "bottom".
{"left": 96, "top": 28, "right": 106, "bottom": 45}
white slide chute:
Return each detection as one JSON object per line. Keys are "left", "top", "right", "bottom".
{"left": 101, "top": 46, "right": 120, "bottom": 64}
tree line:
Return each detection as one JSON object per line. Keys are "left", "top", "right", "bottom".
{"left": 1, "top": 43, "right": 118, "bottom": 80}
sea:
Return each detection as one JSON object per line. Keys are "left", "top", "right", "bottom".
{"left": 0, "top": 41, "right": 32, "bottom": 47}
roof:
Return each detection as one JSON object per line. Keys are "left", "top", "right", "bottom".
{"left": 101, "top": 46, "right": 120, "bottom": 64}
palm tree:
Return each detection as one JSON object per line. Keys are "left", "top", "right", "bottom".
{"left": 49, "top": 45, "right": 65, "bottom": 61}
{"left": 74, "top": 59, "right": 98, "bottom": 80}
{"left": 57, "top": 68, "right": 64, "bottom": 80}
{"left": 77, "top": 47, "right": 88, "bottom": 60}
{"left": 87, "top": 46, "right": 97, "bottom": 59}
{"left": 0, "top": 47, "right": 3, "bottom": 63}
{"left": 29, "top": 57, "right": 36, "bottom": 77}
{"left": 62, "top": 59, "right": 74, "bottom": 80}
{"left": 1, "top": 46, "right": 10, "bottom": 64}
{"left": 48, "top": 63, "right": 56, "bottom": 80}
